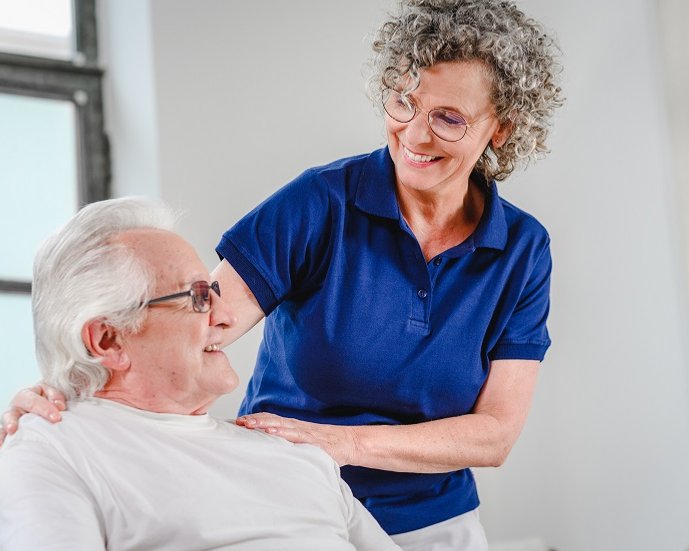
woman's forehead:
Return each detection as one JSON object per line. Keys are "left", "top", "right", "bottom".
{"left": 411, "top": 61, "right": 494, "bottom": 112}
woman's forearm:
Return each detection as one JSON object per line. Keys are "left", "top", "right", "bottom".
{"left": 351, "top": 359, "right": 540, "bottom": 472}
{"left": 349, "top": 413, "right": 512, "bottom": 473}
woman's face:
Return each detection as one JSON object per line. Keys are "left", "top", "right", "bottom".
{"left": 385, "top": 60, "right": 508, "bottom": 195}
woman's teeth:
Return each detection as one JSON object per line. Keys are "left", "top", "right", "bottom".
{"left": 404, "top": 147, "right": 439, "bottom": 163}
{"left": 204, "top": 344, "right": 220, "bottom": 352}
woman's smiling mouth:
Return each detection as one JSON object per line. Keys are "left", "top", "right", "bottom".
{"left": 403, "top": 146, "right": 441, "bottom": 164}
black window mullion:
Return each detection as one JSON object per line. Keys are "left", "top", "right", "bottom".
{"left": 73, "top": 0, "right": 99, "bottom": 66}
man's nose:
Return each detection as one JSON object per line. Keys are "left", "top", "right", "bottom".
{"left": 209, "top": 291, "right": 238, "bottom": 329}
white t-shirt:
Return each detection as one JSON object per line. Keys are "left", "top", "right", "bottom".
{"left": 0, "top": 398, "right": 400, "bottom": 551}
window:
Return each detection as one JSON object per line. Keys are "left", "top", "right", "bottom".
{"left": 0, "top": 0, "right": 73, "bottom": 60}
{"left": 0, "top": 0, "right": 109, "bottom": 406}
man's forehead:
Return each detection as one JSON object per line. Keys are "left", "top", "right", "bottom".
{"left": 115, "top": 227, "right": 174, "bottom": 247}
{"left": 115, "top": 228, "right": 206, "bottom": 284}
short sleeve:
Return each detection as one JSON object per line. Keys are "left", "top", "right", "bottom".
{"left": 216, "top": 172, "right": 335, "bottom": 315}
{"left": 489, "top": 239, "right": 552, "bottom": 361}
{"left": 0, "top": 435, "right": 105, "bottom": 550}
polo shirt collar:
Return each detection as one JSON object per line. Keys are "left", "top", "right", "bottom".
{"left": 470, "top": 172, "right": 508, "bottom": 251}
{"left": 355, "top": 147, "right": 400, "bottom": 219}
{"left": 355, "top": 147, "right": 507, "bottom": 252}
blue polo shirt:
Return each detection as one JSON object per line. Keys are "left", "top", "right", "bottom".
{"left": 216, "top": 147, "right": 551, "bottom": 535}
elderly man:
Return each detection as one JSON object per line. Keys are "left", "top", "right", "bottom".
{"left": 0, "top": 197, "right": 399, "bottom": 551}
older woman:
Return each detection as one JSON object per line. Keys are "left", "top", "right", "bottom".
{"left": 3, "top": 1, "right": 562, "bottom": 549}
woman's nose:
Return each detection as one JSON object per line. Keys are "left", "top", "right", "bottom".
{"left": 402, "top": 112, "right": 434, "bottom": 145}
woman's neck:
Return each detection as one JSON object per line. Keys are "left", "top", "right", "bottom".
{"left": 397, "top": 177, "right": 485, "bottom": 261}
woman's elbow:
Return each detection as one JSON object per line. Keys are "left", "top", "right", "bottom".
{"left": 484, "top": 436, "right": 516, "bottom": 468}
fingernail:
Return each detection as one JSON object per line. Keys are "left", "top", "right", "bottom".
{"left": 54, "top": 400, "right": 66, "bottom": 410}
{"left": 49, "top": 413, "right": 61, "bottom": 422}
{"left": 245, "top": 419, "right": 256, "bottom": 426}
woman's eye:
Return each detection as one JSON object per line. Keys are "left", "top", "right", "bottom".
{"left": 396, "top": 97, "right": 415, "bottom": 111}
{"left": 434, "top": 110, "right": 467, "bottom": 127}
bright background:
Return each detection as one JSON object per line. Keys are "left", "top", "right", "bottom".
{"left": 3, "top": 1, "right": 688, "bottom": 549}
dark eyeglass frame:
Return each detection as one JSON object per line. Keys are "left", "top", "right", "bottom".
{"left": 146, "top": 280, "right": 221, "bottom": 313}
{"left": 381, "top": 88, "right": 476, "bottom": 142}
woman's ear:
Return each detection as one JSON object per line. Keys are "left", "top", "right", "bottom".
{"left": 81, "top": 320, "right": 130, "bottom": 371}
{"left": 491, "top": 121, "right": 512, "bottom": 149}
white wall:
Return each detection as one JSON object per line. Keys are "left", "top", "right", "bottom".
{"left": 657, "top": 0, "right": 689, "bottom": 283}
{"left": 98, "top": 0, "right": 160, "bottom": 197}
{"left": 99, "top": 1, "right": 689, "bottom": 549}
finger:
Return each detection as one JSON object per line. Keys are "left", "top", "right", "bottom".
{"left": 264, "top": 426, "right": 310, "bottom": 444}
{"left": 38, "top": 384, "right": 68, "bottom": 411}
{"left": 235, "top": 416, "right": 251, "bottom": 427}
{"left": 237, "top": 413, "right": 286, "bottom": 428}
{"left": 0, "top": 427, "right": 6, "bottom": 446}
{"left": 1, "top": 408, "right": 21, "bottom": 435}
{"left": 11, "top": 389, "right": 62, "bottom": 422}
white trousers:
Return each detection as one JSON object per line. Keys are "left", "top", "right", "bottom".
{"left": 390, "top": 508, "right": 488, "bottom": 551}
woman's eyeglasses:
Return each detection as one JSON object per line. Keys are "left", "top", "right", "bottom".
{"left": 146, "top": 280, "right": 221, "bottom": 313}
{"left": 382, "top": 88, "right": 473, "bottom": 142}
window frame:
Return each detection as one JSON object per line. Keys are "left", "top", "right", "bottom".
{"left": 0, "top": 0, "right": 109, "bottom": 294}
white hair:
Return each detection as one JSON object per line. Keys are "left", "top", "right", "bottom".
{"left": 32, "top": 197, "right": 177, "bottom": 400}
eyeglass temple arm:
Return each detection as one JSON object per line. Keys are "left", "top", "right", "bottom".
{"left": 147, "top": 290, "right": 191, "bottom": 305}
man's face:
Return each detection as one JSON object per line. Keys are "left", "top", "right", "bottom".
{"left": 118, "top": 229, "right": 238, "bottom": 413}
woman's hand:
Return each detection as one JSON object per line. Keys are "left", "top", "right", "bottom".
{"left": 0, "top": 384, "right": 66, "bottom": 446}
{"left": 236, "top": 413, "right": 359, "bottom": 466}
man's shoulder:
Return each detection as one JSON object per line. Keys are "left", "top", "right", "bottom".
{"left": 219, "top": 419, "right": 341, "bottom": 469}
{"left": 0, "top": 401, "right": 107, "bottom": 454}
{"left": 1, "top": 414, "right": 54, "bottom": 451}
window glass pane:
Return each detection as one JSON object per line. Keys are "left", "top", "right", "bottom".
{"left": 0, "top": 294, "right": 41, "bottom": 408}
{"left": 0, "top": 93, "right": 78, "bottom": 281}
{"left": 0, "top": 0, "right": 73, "bottom": 59}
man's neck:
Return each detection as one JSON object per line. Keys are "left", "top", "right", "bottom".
{"left": 94, "top": 384, "right": 213, "bottom": 415}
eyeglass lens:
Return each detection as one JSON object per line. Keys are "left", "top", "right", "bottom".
{"left": 191, "top": 280, "right": 221, "bottom": 313}
{"left": 382, "top": 89, "right": 468, "bottom": 142}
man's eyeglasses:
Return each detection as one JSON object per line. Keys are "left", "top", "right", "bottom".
{"left": 382, "top": 88, "right": 474, "bottom": 142}
{"left": 146, "top": 281, "right": 221, "bottom": 313}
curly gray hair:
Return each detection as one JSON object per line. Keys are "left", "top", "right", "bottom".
{"left": 32, "top": 197, "right": 177, "bottom": 400}
{"left": 367, "top": 0, "right": 564, "bottom": 181}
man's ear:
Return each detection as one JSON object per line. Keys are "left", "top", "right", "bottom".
{"left": 491, "top": 121, "right": 512, "bottom": 149}
{"left": 81, "top": 319, "right": 130, "bottom": 371}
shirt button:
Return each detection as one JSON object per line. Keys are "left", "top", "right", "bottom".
{"left": 434, "top": 257, "right": 442, "bottom": 266}
{"left": 417, "top": 289, "right": 428, "bottom": 299}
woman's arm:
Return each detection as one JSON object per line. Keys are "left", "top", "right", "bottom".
{"left": 237, "top": 359, "right": 540, "bottom": 472}
{"left": 211, "top": 258, "right": 265, "bottom": 346}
